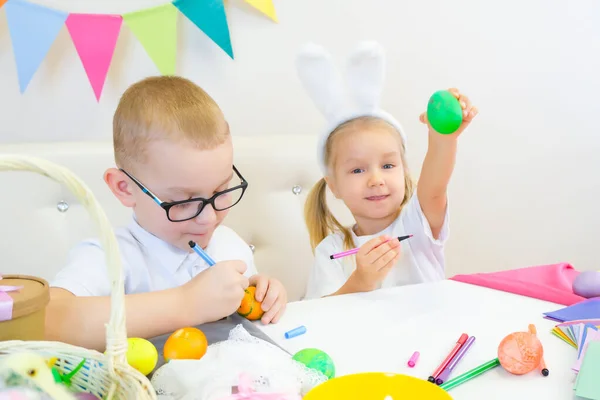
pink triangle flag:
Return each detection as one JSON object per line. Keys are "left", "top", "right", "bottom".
{"left": 66, "top": 14, "right": 123, "bottom": 101}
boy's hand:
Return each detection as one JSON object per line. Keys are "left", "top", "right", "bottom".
{"left": 183, "top": 260, "right": 249, "bottom": 323}
{"left": 419, "top": 88, "right": 478, "bottom": 138}
{"left": 250, "top": 274, "right": 287, "bottom": 325}
{"left": 351, "top": 235, "right": 400, "bottom": 291}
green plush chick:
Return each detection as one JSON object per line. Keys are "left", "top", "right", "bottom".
{"left": 0, "top": 352, "right": 76, "bottom": 400}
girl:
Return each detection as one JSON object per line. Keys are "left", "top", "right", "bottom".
{"left": 297, "top": 42, "right": 478, "bottom": 299}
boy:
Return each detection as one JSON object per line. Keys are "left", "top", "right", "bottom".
{"left": 48, "top": 76, "right": 287, "bottom": 351}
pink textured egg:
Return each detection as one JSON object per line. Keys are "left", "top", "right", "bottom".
{"left": 573, "top": 271, "right": 600, "bottom": 298}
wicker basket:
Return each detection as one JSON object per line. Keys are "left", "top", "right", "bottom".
{"left": 0, "top": 155, "right": 156, "bottom": 399}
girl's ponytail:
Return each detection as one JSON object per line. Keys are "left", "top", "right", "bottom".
{"left": 305, "top": 178, "right": 354, "bottom": 252}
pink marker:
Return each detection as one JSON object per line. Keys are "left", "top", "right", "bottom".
{"left": 329, "top": 235, "right": 413, "bottom": 260}
{"left": 408, "top": 351, "right": 420, "bottom": 368}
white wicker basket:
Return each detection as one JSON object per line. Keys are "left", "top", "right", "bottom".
{"left": 0, "top": 155, "right": 156, "bottom": 399}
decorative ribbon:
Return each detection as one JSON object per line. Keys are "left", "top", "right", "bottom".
{"left": 0, "top": 274, "right": 23, "bottom": 322}
{"left": 220, "top": 373, "right": 301, "bottom": 400}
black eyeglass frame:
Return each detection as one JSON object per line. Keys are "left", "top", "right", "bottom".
{"left": 120, "top": 165, "right": 248, "bottom": 222}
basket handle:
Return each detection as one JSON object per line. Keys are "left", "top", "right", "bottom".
{"left": 0, "top": 155, "right": 127, "bottom": 365}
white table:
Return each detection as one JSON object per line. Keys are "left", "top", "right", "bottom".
{"left": 257, "top": 280, "right": 581, "bottom": 399}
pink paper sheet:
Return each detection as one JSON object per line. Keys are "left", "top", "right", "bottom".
{"left": 450, "top": 263, "right": 585, "bottom": 306}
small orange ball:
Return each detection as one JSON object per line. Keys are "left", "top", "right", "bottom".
{"left": 237, "top": 286, "right": 264, "bottom": 321}
{"left": 163, "top": 327, "right": 208, "bottom": 362}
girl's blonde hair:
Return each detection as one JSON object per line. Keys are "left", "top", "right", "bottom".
{"left": 305, "top": 116, "right": 415, "bottom": 251}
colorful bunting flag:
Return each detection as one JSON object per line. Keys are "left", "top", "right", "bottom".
{"left": 124, "top": 4, "right": 178, "bottom": 76}
{"left": 174, "top": 0, "right": 234, "bottom": 59}
{"left": 245, "top": 0, "right": 278, "bottom": 22}
{"left": 4, "top": 0, "right": 68, "bottom": 92}
{"left": 2, "top": 0, "right": 279, "bottom": 97}
{"left": 66, "top": 14, "right": 123, "bottom": 101}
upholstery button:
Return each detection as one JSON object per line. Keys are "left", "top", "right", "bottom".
{"left": 292, "top": 185, "right": 302, "bottom": 195}
{"left": 57, "top": 200, "right": 69, "bottom": 213}
{"left": 249, "top": 244, "right": 255, "bottom": 253}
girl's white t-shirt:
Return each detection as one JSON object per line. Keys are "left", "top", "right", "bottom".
{"left": 304, "top": 191, "right": 448, "bottom": 299}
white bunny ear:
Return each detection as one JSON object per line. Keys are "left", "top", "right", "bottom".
{"left": 345, "top": 41, "right": 386, "bottom": 112}
{"left": 296, "top": 43, "right": 346, "bottom": 123}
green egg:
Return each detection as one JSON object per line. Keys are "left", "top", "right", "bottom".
{"left": 427, "top": 90, "right": 463, "bottom": 134}
{"left": 293, "top": 348, "right": 335, "bottom": 379}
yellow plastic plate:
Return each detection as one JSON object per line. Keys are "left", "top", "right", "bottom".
{"left": 304, "top": 372, "right": 453, "bottom": 400}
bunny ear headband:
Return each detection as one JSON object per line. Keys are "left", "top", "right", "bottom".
{"left": 295, "top": 41, "right": 407, "bottom": 175}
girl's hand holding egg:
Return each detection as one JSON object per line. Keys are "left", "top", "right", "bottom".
{"left": 421, "top": 89, "right": 478, "bottom": 136}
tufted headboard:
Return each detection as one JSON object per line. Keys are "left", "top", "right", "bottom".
{"left": 0, "top": 136, "right": 354, "bottom": 301}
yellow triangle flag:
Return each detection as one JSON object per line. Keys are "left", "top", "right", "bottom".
{"left": 244, "top": 0, "right": 277, "bottom": 22}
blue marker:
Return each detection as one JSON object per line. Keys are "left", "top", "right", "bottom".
{"left": 188, "top": 240, "right": 216, "bottom": 267}
{"left": 284, "top": 325, "right": 307, "bottom": 339}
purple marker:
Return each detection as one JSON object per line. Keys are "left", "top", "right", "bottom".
{"left": 435, "top": 336, "right": 476, "bottom": 385}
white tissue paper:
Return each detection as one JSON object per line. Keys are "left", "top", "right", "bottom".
{"left": 151, "top": 324, "right": 327, "bottom": 400}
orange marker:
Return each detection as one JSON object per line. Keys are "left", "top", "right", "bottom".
{"left": 539, "top": 358, "right": 549, "bottom": 376}
{"left": 528, "top": 324, "right": 549, "bottom": 377}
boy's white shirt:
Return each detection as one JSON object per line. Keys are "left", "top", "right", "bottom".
{"left": 51, "top": 218, "right": 257, "bottom": 296}
{"left": 304, "top": 191, "right": 448, "bottom": 300}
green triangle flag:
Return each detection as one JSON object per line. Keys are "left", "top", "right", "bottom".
{"left": 124, "top": 3, "right": 177, "bottom": 75}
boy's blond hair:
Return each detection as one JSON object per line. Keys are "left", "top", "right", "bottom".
{"left": 113, "top": 76, "right": 228, "bottom": 170}
{"left": 304, "top": 116, "right": 415, "bottom": 251}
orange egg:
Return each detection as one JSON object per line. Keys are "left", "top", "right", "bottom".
{"left": 237, "top": 286, "right": 264, "bottom": 321}
{"left": 497, "top": 331, "right": 543, "bottom": 375}
{"left": 163, "top": 327, "right": 208, "bottom": 362}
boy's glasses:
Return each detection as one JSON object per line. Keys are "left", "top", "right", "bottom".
{"left": 120, "top": 166, "right": 248, "bottom": 222}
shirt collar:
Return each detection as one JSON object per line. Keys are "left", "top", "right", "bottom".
{"left": 127, "top": 216, "right": 202, "bottom": 274}
{"left": 351, "top": 217, "right": 398, "bottom": 241}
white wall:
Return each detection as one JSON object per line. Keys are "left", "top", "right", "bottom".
{"left": 1, "top": 0, "right": 599, "bottom": 277}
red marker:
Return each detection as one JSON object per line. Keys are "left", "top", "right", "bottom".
{"left": 428, "top": 333, "right": 469, "bottom": 383}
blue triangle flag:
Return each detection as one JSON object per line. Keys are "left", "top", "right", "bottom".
{"left": 174, "top": 0, "right": 234, "bottom": 59}
{"left": 5, "top": 0, "right": 68, "bottom": 93}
